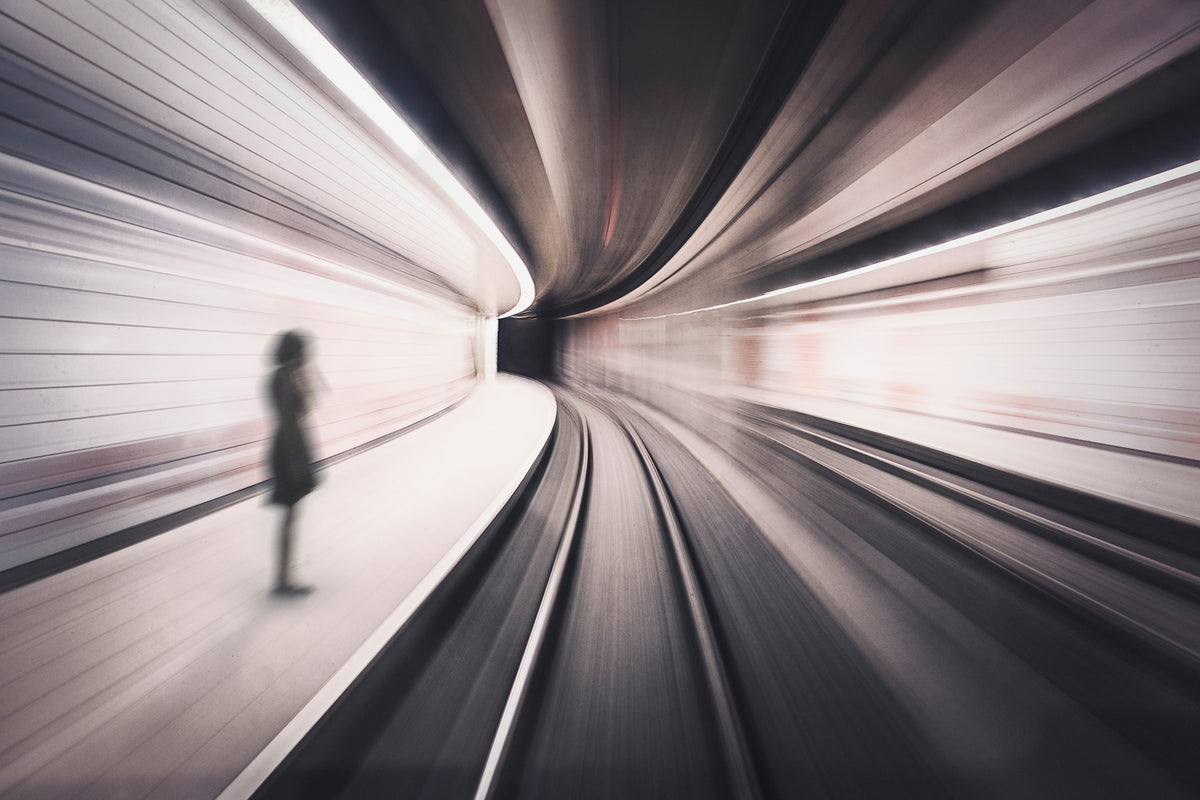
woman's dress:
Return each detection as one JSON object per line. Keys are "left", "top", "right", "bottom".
{"left": 269, "top": 365, "right": 316, "bottom": 506}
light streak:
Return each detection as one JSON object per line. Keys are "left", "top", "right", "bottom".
{"left": 242, "top": 0, "right": 535, "bottom": 317}
{"left": 620, "top": 157, "right": 1200, "bottom": 321}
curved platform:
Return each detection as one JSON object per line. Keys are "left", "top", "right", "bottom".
{"left": 0, "top": 376, "right": 555, "bottom": 800}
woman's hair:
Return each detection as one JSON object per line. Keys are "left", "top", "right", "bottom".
{"left": 274, "top": 329, "right": 307, "bottom": 365}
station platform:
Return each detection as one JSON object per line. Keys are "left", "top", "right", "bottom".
{"left": 0, "top": 375, "right": 556, "bottom": 800}
{"left": 735, "top": 387, "right": 1200, "bottom": 527}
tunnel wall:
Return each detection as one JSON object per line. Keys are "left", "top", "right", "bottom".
{"left": 560, "top": 163, "right": 1200, "bottom": 470}
{"left": 0, "top": 2, "right": 480, "bottom": 573}
{"left": 0, "top": 169, "right": 476, "bottom": 571}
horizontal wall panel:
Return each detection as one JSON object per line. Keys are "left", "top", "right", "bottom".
{"left": 0, "top": 0, "right": 504, "bottom": 301}
{"left": 0, "top": 1, "right": 496, "bottom": 572}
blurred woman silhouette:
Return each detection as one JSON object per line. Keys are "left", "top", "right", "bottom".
{"left": 268, "top": 330, "right": 317, "bottom": 594}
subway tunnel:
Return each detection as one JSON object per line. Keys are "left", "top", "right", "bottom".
{"left": 2, "top": 0, "right": 1200, "bottom": 797}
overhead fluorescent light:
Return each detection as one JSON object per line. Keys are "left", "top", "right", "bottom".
{"left": 243, "top": 0, "right": 535, "bottom": 317}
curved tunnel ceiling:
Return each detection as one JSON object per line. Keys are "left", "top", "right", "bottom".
{"left": 297, "top": 0, "right": 1200, "bottom": 319}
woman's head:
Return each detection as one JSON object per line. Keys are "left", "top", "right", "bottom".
{"left": 274, "top": 329, "right": 307, "bottom": 366}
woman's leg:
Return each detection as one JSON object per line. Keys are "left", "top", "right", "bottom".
{"left": 276, "top": 505, "right": 294, "bottom": 590}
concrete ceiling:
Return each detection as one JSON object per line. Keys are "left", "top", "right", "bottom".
{"left": 297, "top": 0, "right": 1200, "bottom": 319}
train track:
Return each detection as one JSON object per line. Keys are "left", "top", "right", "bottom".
{"left": 736, "top": 404, "right": 1200, "bottom": 794}
{"left": 474, "top": 393, "right": 758, "bottom": 799}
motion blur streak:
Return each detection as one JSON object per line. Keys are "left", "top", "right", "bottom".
{"left": 1, "top": 1, "right": 1200, "bottom": 798}
{"left": 563, "top": 159, "right": 1200, "bottom": 521}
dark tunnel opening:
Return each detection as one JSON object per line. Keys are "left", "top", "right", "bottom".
{"left": 498, "top": 317, "right": 559, "bottom": 382}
